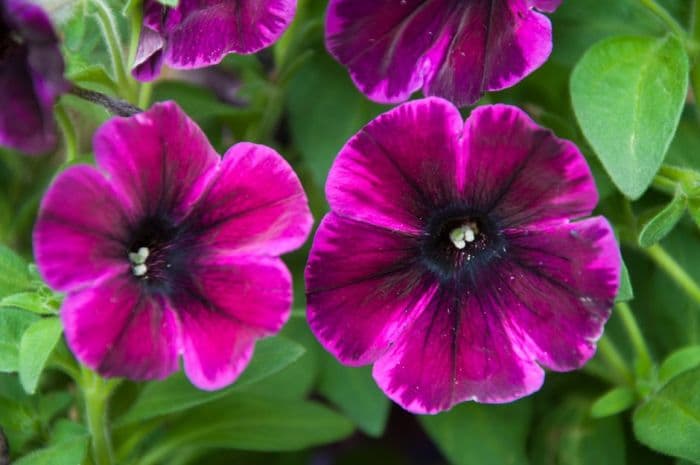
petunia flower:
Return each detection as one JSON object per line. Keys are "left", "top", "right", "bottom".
{"left": 305, "top": 98, "right": 619, "bottom": 414}
{"left": 0, "top": 0, "right": 69, "bottom": 154}
{"left": 33, "top": 102, "right": 312, "bottom": 389}
{"left": 325, "top": 0, "right": 560, "bottom": 107}
{"left": 133, "top": 0, "right": 297, "bottom": 81}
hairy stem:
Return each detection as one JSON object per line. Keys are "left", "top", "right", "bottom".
{"left": 639, "top": 0, "right": 687, "bottom": 41}
{"left": 54, "top": 103, "right": 78, "bottom": 163}
{"left": 596, "top": 335, "right": 634, "bottom": 385}
{"left": 71, "top": 86, "right": 143, "bottom": 116}
{"left": 82, "top": 369, "right": 119, "bottom": 465}
{"left": 616, "top": 302, "right": 654, "bottom": 375}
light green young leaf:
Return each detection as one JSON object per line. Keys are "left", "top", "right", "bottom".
{"left": 659, "top": 346, "right": 700, "bottom": 385}
{"left": 571, "top": 35, "right": 689, "bottom": 199}
{"left": 19, "top": 318, "right": 63, "bottom": 394}
{"left": 1, "top": 292, "right": 59, "bottom": 315}
{"left": 634, "top": 366, "right": 700, "bottom": 462}
{"left": 591, "top": 387, "right": 636, "bottom": 418}
{"left": 616, "top": 260, "right": 634, "bottom": 302}
{"left": 638, "top": 189, "right": 687, "bottom": 247}
{"left": 420, "top": 401, "right": 532, "bottom": 465}
{"left": 0, "top": 308, "right": 39, "bottom": 373}
{"left": 116, "top": 335, "right": 305, "bottom": 425}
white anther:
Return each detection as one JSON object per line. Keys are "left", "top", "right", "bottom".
{"left": 132, "top": 264, "right": 147, "bottom": 276}
{"left": 449, "top": 223, "right": 478, "bottom": 250}
{"left": 128, "top": 247, "right": 150, "bottom": 265}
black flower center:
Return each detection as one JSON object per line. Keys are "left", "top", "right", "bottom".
{"left": 420, "top": 204, "right": 507, "bottom": 286}
{"left": 125, "top": 214, "right": 190, "bottom": 294}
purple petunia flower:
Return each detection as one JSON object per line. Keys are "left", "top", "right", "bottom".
{"left": 33, "top": 102, "right": 312, "bottom": 389}
{"left": 305, "top": 98, "right": 620, "bottom": 414}
{"left": 325, "top": 0, "right": 560, "bottom": 107}
{"left": 0, "top": 0, "right": 69, "bottom": 154}
{"left": 132, "top": 0, "right": 297, "bottom": 81}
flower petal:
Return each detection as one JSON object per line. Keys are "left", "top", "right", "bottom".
{"left": 327, "top": 98, "right": 463, "bottom": 234}
{"left": 426, "top": 0, "right": 553, "bottom": 105}
{"left": 373, "top": 285, "right": 544, "bottom": 414}
{"left": 530, "top": 0, "right": 561, "bottom": 13}
{"left": 176, "top": 255, "right": 292, "bottom": 390}
{"left": 33, "top": 165, "right": 131, "bottom": 291}
{"left": 306, "top": 213, "right": 436, "bottom": 365}
{"left": 164, "top": 0, "right": 296, "bottom": 70}
{"left": 93, "top": 102, "right": 220, "bottom": 222}
{"left": 189, "top": 142, "right": 312, "bottom": 256}
{"left": 326, "top": 0, "right": 455, "bottom": 103}
{"left": 326, "top": 0, "right": 553, "bottom": 106}
{"left": 461, "top": 104, "right": 597, "bottom": 227}
{"left": 500, "top": 217, "right": 620, "bottom": 370}
{"left": 61, "top": 274, "right": 180, "bottom": 380}
{"left": 132, "top": 26, "right": 166, "bottom": 81}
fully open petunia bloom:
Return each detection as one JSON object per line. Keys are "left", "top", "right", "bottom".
{"left": 34, "top": 102, "right": 312, "bottom": 389}
{"left": 0, "top": 0, "right": 69, "bottom": 154}
{"left": 306, "top": 98, "right": 619, "bottom": 414}
{"left": 326, "top": 0, "right": 560, "bottom": 107}
{"left": 133, "top": 0, "right": 297, "bottom": 81}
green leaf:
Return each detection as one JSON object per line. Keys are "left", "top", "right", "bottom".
{"left": 116, "top": 335, "right": 305, "bottom": 425}
{"left": 531, "top": 398, "right": 626, "bottom": 465}
{"left": 13, "top": 421, "right": 89, "bottom": 465}
{"left": 638, "top": 189, "right": 687, "bottom": 247}
{"left": 318, "top": 358, "right": 390, "bottom": 437}
{"left": 634, "top": 366, "right": 700, "bottom": 462}
{"left": 571, "top": 35, "right": 689, "bottom": 199}
{"left": 420, "top": 400, "right": 532, "bottom": 465}
{"left": 659, "top": 346, "right": 700, "bottom": 385}
{"left": 591, "top": 387, "right": 636, "bottom": 418}
{"left": 0, "top": 308, "right": 39, "bottom": 372}
{"left": 164, "top": 395, "right": 354, "bottom": 453}
{"left": 0, "top": 292, "right": 59, "bottom": 315}
{"left": 0, "top": 395, "right": 39, "bottom": 453}
{"left": 19, "top": 318, "right": 63, "bottom": 394}
{"left": 616, "top": 260, "right": 634, "bottom": 302}
{"left": 156, "top": 0, "right": 178, "bottom": 5}
{"left": 0, "top": 245, "right": 31, "bottom": 298}
{"left": 287, "top": 53, "right": 386, "bottom": 186}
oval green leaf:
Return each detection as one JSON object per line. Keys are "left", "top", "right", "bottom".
{"left": 571, "top": 35, "right": 689, "bottom": 199}
{"left": 19, "top": 318, "right": 63, "bottom": 394}
{"left": 633, "top": 366, "right": 700, "bottom": 462}
{"left": 591, "top": 387, "right": 636, "bottom": 418}
{"left": 659, "top": 345, "right": 700, "bottom": 386}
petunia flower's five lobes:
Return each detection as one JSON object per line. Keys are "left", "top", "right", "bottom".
{"left": 0, "top": 0, "right": 69, "bottom": 154}
{"left": 306, "top": 98, "right": 619, "bottom": 414}
{"left": 133, "top": 0, "right": 297, "bottom": 81}
{"left": 326, "top": 0, "right": 560, "bottom": 107}
{"left": 34, "top": 102, "right": 312, "bottom": 389}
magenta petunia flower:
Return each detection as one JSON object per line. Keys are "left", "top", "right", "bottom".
{"left": 0, "top": 0, "right": 69, "bottom": 154}
{"left": 305, "top": 98, "right": 620, "bottom": 414}
{"left": 325, "top": 0, "right": 560, "bottom": 107}
{"left": 132, "top": 0, "right": 297, "bottom": 81}
{"left": 33, "top": 102, "right": 312, "bottom": 389}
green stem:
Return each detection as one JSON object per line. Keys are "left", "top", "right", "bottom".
{"left": 54, "top": 103, "right": 78, "bottom": 164}
{"left": 652, "top": 174, "right": 678, "bottom": 196}
{"left": 82, "top": 369, "right": 119, "bottom": 465}
{"left": 640, "top": 0, "right": 687, "bottom": 40}
{"left": 596, "top": 335, "right": 634, "bottom": 385}
{"left": 137, "top": 82, "right": 153, "bottom": 109}
{"left": 91, "top": 0, "right": 135, "bottom": 102}
{"left": 616, "top": 302, "right": 654, "bottom": 374}
{"left": 646, "top": 244, "right": 700, "bottom": 307}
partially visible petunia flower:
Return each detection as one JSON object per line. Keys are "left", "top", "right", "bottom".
{"left": 34, "top": 101, "right": 312, "bottom": 389}
{"left": 133, "top": 0, "right": 297, "bottom": 81}
{"left": 306, "top": 98, "right": 619, "bottom": 414}
{"left": 0, "top": 0, "right": 69, "bottom": 154}
{"left": 325, "top": 0, "right": 560, "bottom": 107}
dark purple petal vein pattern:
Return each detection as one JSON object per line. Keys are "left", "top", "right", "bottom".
{"left": 133, "top": 0, "right": 297, "bottom": 81}
{"left": 325, "top": 0, "right": 560, "bottom": 107}
{"left": 33, "top": 102, "right": 312, "bottom": 389}
{"left": 0, "top": 0, "right": 69, "bottom": 154}
{"left": 305, "top": 98, "right": 619, "bottom": 414}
